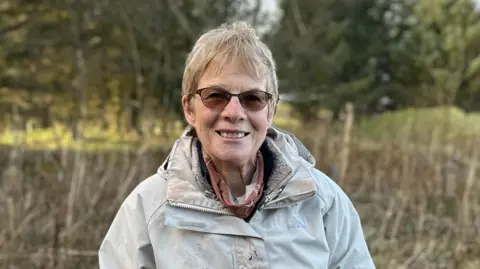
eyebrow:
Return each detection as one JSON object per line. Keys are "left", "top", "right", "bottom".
{"left": 200, "top": 85, "right": 265, "bottom": 92}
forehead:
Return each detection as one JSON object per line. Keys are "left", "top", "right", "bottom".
{"left": 198, "top": 57, "right": 266, "bottom": 90}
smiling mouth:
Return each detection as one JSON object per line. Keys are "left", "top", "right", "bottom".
{"left": 216, "top": 131, "right": 250, "bottom": 139}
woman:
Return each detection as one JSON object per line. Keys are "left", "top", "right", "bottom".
{"left": 99, "top": 21, "right": 376, "bottom": 269}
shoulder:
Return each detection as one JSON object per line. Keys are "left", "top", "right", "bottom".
{"left": 120, "top": 172, "right": 168, "bottom": 224}
{"left": 309, "top": 168, "right": 358, "bottom": 216}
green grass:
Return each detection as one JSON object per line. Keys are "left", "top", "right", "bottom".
{"left": 0, "top": 121, "right": 183, "bottom": 151}
{"left": 355, "top": 106, "right": 480, "bottom": 143}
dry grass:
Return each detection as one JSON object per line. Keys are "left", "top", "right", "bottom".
{"left": 294, "top": 105, "right": 480, "bottom": 269}
{"left": 0, "top": 145, "right": 167, "bottom": 268}
{"left": 337, "top": 140, "right": 480, "bottom": 269}
{"left": 1, "top": 112, "right": 479, "bottom": 268}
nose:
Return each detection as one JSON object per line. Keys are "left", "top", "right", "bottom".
{"left": 221, "top": 96, "right": 246, "bottom": 122}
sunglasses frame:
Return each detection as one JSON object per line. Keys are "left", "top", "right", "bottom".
{"left": 193, "top": 87, "right": 273, "bottom": 112}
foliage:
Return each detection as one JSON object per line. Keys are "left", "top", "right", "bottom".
{"left": 267, "top": 0, "right": 404, "bottom": 119}
{"left": 0, "top": 0, "right": 272, "bottom": 137}
{"left": 386, "top": 0, "right": 480, "bottom": 109}
{"left": 1, "top": 0, "right": 480, "bottom": 129}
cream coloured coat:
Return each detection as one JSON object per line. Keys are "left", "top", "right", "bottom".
{"left": 98, "top": 126, "right": 376, "bottom": 269}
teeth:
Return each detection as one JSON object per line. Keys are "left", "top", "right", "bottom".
{"left": 220, "top": 132, "right": 246, "bottom": 138}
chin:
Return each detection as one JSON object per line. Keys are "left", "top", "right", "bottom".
{"left": 216, "top": 151, "right": 252, "bottom": 165}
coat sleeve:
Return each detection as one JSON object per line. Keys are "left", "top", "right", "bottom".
{"left": 323, "top": 180, "right": 376, "bottom": 269}
{"left": 98, "top": 193, "right": 156, "bottom": 269}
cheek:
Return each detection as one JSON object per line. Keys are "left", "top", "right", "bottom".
{"left": 196, "top": 111, "right": 217, "bottom": 133}
{"left": 249, "top": 113, "right": 270, "bottom": 133}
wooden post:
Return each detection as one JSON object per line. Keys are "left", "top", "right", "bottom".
{"left": 338, "top": 102, "right": 354, "bottom": 187}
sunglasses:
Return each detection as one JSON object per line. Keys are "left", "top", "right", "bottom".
{"left": 193, "top": 87, "right": 273, "bottom": 112}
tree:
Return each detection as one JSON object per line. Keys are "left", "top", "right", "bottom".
{"left": 390, "top": 0, "right": 480, "bottom": 109}
{"left": 266, "top": 0, "right": 394, "bottom": 120}
{"left": 0, "top": 0, "right": 269, "bottom": 137}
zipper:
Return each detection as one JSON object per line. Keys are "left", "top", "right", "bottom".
{"left": 262, "top": 192, "right": 316, "bottom": 210}
{"left": 246, "top": 192, "right": 316, "bottom": 223}
{"left": 247, "top": 171, "right": 295, "bottom": 222}
{"left": 168, "top": 200, "right": 234, "bottom": 216}
{"left": 243, "top": 188, "right": 279, "bottom": 222}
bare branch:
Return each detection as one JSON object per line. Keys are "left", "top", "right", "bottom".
{"left": 291, "top": 0, "right": 308, "bottom": 36}
{"left": 167, "top": 0, "right": 195, "bottom": 39}
{"left": 0, "top": 20, "right": 28, "bottom": 39}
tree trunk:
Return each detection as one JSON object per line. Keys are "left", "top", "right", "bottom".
{"left": 39, "top": 104, "right": 53, "bottom": 128}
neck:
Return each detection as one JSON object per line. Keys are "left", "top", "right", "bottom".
{"left": 210, "top": 158, "right": 257, "bottom": 198}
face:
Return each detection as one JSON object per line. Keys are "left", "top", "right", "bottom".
{"left": 182, "top": 60, "right": 273, "bottom": 167}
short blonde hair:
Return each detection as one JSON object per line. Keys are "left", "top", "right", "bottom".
{"left": 182, "top": 21, "right": 279, "bottom": 113}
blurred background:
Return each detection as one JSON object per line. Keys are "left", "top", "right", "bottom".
{"left": 1, "top": 0, "right": 480, "bottom": 268}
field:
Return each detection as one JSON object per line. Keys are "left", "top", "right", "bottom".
{"left": 1, "top": 105, "right": 480, "bottom": 269}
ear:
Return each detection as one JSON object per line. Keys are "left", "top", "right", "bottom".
{"left": 182, "top": 95, "right": 196, "bottom": 127}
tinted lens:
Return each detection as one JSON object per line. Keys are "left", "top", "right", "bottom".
{"left": 238, "top": 90, "right": 270, "bottom": 111}
{"left": 199, "top": 88, "right": 230, "bottom": 109}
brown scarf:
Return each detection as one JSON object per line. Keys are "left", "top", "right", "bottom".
{"left": 203, "top": 152, "right": 264, "bottom": 219}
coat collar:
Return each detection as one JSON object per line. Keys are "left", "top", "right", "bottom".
{"left": 159, "top": 125, "right": 317, "bottom": 214}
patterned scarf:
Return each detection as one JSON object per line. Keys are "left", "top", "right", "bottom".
{"left": 202, "top": 151, "right": 265, "bottom": 219}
